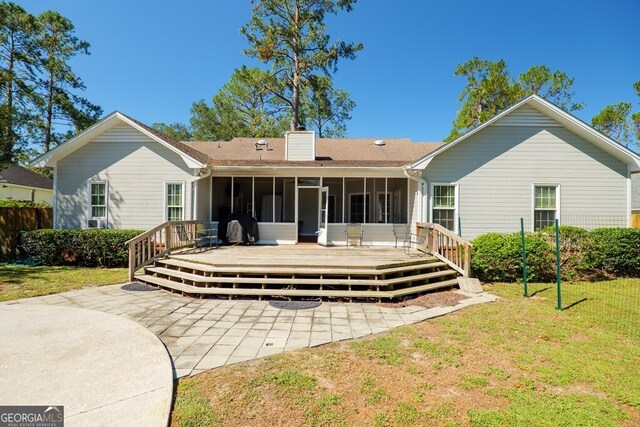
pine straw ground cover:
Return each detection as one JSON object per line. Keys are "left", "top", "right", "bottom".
{"left": 171, "top": 281, "right": 640, "bottom": 427}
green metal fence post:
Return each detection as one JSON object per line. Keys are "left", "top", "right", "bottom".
{"left": 520, "top": 218, "right": 528, "bottom": 298}
{"left": 555, "top": 218, "right": 562, "bottom": 311}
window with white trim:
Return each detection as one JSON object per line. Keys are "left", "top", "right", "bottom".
{"left": 432, "top": 185, "right": 456, "bottom": 231}
{"left": 166, "top": 182, "right": 184, "bottom": 221}
{"left": 534, "top": 185, "right": 558, "bottom": 230}
{"left": 89, "top": 182, "right": 107, "bottom": 219}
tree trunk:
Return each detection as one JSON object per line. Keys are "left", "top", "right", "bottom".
{"left": 2, "top": 36, "right": 16, "bottom": 163}
{"left": 44, "top": 71, "right": 54, "bottom": 152}
{"left": 290, "top": 0, "right": 300, "bottom": 131}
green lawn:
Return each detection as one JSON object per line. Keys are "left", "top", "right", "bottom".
{"left": 171, "top": 280, "right": 640, "bottom": 427}
{"left": 0, "top": 264, "right": 128, "bottom": 302}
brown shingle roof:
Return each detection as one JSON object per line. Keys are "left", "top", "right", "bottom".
{"left": 183, "top": 138, "right": 441, "bottom": 167}
{"left": 0, "top": 165, "right": 53, "bottom": 189}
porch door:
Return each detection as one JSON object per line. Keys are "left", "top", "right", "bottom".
{"left": 317, "top": 186, "right": 329, "bottom": 246}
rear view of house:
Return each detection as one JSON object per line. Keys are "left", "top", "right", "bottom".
{"left": 33, "top": 94, "right": 640, "bottom": 244}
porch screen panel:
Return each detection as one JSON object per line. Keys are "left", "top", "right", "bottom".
{"left": 211, "top": 177, "right": 232, "bottom": 221}
{"left": 233, "top": 177, "right": 253, "bottom": 216}
{"left": 345, "top": 178, "right": 367, "bottom": 223}
{"left": 254, "top": 177, "right": 274, "bottom": 222}
{"left": 275, "top": 177, "right": 295, "bottom": 223}
{"left": 387, "top": 178, "right": 408, "bottom": 223}
{"left": 323, "top": 178, "right": 343, "bottom": 223}
{"left": 369, "top": 178, "right": 387, "bottom": 223}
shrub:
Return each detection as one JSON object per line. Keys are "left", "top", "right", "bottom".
{"left": 0, "top": 198, "right": 51, "bottom": 208}
{"left": 471, "top": 232, "right": 555, "bottom": 282}
{"left": 471, "top": 226, "right": 640, "bottom": 282}
{"left": 582, "top": 228, "right": 640, "bottom": 277}
{"left": 20, "top": 229, "right": 143, "bottom": 268}
{"left": 539, "top": 226, "right": 593, "bottom": 280}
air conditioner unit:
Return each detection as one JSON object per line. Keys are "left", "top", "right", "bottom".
{"left": 87, "top": 219, "right": 106, "bottom": 229}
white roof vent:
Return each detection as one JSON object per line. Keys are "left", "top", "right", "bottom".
{"left": 255, "top": 139, "right": 269, "bottom": 150}
{"left": 373, "top": 139, "right": 385, "bottom": 146}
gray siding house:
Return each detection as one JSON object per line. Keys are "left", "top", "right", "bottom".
{"left": 33, "top": 95, "right": 640, "bottom": 244}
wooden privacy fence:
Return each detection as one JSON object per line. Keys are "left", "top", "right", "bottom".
{"left": 415, "top": 222, "right": 472, "bottom": 276}
{"left": 632, "top": 211, "right": 640, "bottom": 228}
{"left": 0, "top": 207, "right": 53, "bottom": 259}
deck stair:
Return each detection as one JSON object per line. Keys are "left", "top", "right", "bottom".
{"left": 134, "top": 250, "right": 459, "bottom": 301}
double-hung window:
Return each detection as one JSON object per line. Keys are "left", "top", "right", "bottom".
{"left": 432, "top": 184, "right": 457, "bottom": 231}
{"left": 89, "top": 182, "right": 107, "bottom": 219}
{"left": 533, "top": 185, "right": 558, "bottom": 230}
{"left": 166, "top": 182, "right": 185, "bottom": 221}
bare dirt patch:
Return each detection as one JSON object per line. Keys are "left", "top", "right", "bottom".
{"left": 379, "top": 289, "right": 467, "bottom": 309}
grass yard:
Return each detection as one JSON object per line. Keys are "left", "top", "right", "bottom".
{"left": 0, "top": 264, "right": 127, "bottom": 302}
{"left": 171, "top": 280, "right": 640, "bottom": 427}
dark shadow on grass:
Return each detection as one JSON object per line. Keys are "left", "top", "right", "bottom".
{"left": 563, "top": 297, "right": 589, "bottom": 311}
{"left": 529, "top": 287, "right": 551, "bottom": 297}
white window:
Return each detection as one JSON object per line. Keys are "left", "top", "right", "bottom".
{"left": 533, "top": 185, "right": 559, "bottom": 230}
{"left": 432, "top": 184, "right": 457, "bottom": 231}
{"left": 89, "top": 182, "right": 107, "bottom": 219}
{"left": 166, "top": 182, "right": 185, "bottom": 221}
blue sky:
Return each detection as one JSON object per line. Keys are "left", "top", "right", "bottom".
{"left": 17, "top": 0, "right": 640, "bottom": 141}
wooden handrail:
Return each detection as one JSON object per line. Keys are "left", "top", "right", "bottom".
{"left": 127, "top": 220, "right": 203, "bottom": 281}
{"left": 415, "top": 222, "right": 473, "bottom": 276}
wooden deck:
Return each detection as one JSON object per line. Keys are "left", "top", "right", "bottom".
{"left": 135, "top": 245, "right": 459, "bottom": 300}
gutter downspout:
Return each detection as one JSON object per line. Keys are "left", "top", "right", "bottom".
{"left": 403, "top": 167, "right": 429, "bottom": 225}
{"left": 190, "top": 168, "right": 212, "bottom": 221}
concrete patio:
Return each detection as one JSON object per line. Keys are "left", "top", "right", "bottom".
{"left": 3, "top": 284, "right": 497, "bottom": 377}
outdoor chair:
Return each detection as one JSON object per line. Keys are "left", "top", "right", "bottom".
{"left": 392, "top": 223, "right": 411, "bottom": 248}
{"left": 195, "top": 224, "right": 219, "bottom": 249}
{"left": 345, "top": 223, "right": 363, "bottom": 247}
{"left": 403, "top": 229, "right": 428, "bottom": 255}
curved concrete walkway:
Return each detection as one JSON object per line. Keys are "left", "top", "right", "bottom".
{"left": 0, "top": 305, "right": 173, "bottom": 427}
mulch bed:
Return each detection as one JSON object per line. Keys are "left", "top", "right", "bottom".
{"left": 379, "top": 289, "right": 467, "bottom": 309}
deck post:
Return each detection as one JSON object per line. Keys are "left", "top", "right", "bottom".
{"left": 128, "top": 243, "right": 135, "bottom": 282}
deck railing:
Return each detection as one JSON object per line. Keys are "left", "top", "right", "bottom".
{"left": 415, "top": 222, "right": 472, "bottom": 277}
{"left": 126, "top": 220, "right": 203, "bottom": 281}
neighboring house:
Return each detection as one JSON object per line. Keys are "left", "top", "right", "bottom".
{"left": 0, "top": 165, "right": 53, "bottom": 204}
{"left": 32, "top": 94, "right": 640, "bottom": 243}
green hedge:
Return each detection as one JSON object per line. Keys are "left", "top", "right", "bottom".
{"left": 20, "top": 229, "right": 143, "bottom": 268}
{"left": 0, "top": 198, "right": 51, "bottom": 208}
{"left": 471, "top": 226, "right": 640, "bottom": 282}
